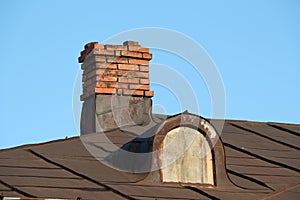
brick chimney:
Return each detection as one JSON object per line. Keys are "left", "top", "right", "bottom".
{"left": 78, "top": 41, "right": 154, "bottom": 134}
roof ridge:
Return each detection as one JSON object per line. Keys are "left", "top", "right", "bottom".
{"left": 0, "top": 136, "right": 79, "bottom": 152}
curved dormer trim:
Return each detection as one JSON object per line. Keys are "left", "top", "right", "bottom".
{"left": 150, "top": 113, "right": 232, "bottom": 187}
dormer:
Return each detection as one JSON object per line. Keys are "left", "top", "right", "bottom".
{"left": 147, "top": 113, "right": 232, "bottom": 187}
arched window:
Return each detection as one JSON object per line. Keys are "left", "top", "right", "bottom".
{"left": 161, "top": 127, "right": 214, "bottom": 184}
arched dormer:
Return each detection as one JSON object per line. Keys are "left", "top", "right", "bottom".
{"left": 149, "top": 113, "right": 231, "bottom": 187}
{"left": 161, "top": 126, "right": 214, "bottom": 184}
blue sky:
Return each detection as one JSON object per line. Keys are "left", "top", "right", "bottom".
{"left": 0, "top": 0, "right": 299, "bottom": 149}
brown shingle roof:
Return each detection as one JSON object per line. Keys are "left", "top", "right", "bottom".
{"left": 0, "top": 116, "right": 299, "bottom": 199}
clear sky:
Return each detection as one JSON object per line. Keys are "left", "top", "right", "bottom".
{"left": 0, "top": 0, "right": 299, "bottom": 149}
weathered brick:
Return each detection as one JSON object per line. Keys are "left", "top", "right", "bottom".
{"left": 96, "top": 63, "right": 117, "bottom": 69}
{"left": 135, "top": 72, "right": 149, "bottom": 78}
{"left": 92, "top": 48, "right": 101, "bottom": 54}
{"left": 104, "top": 44, "right": 127, "bottom": 51}
{"left": 79, "top": 43, "right": 105, "bottom": 63}
{"left": 83, "top": 76, "right": 97, "bottom": 86}
{"left": 84, "top": 42, "right": 100, "bottom": 49}
{"left": 80, "top": 41, "right": 154, "bottom": 99}
{"left": 104, "top": 70, "right": 117, "bottom": 76}
{"left": 115, "top": 50, "right": 121, "bottom": 56}
{"left": 116, "top": 83, "right": 129, "bottom": 89}
{"left": 97, "top": 76, "right": 117, "bottom": 82}
{"left": 123, "top": 41, "right": 139, "bottom": 46}
{"left": 83, "top": 82, "right": 96, "bottom": 93}
{"left": 123, "top": 89, "right": 143, "bottom": 96}
{"left": 123, "top": 71, "right": 149, "bottom": 78}
{"left": 144, "top": 91, "right": 154, "bottom": 97}
{"left": 107, "top": 82, "right": 117, "bottom": 88}
{"left": 123, "top": 71, "right": 137, "bottom": 78}
{"left": 142, "top": 53, "right": 152, "bottom": 60}
{"left": 78, "top": 54, "right": 87, "bottom": 63}
{"left": 128, "top": 59, "right": 149, "bottom": 65}
{"left": 118, "top": 77, "right": 139, "bottom": 84}
{"left": 121, "top": 51, "right": 143, "bottom": 58}
{"left": 106, "top": 57, "right": 128, "bottom": 64}
{"left": 86, "top": 69, "right": 116, "bottom": 77}
{"left": 84, "top": 69, "right": 106, "bottom": 80}
{"left": 94, "top": 56, "right": 106, "bottom": 63}
{"left": 117, "top": 70, "right": 127, "bottom": 76}
{"left": 96, "top": 82, "right": 106, "bottom": 88}
{"left": 94, "top": 43, "right": 104, "bottom": 49}
{"left": 118, "top": 64, "right": 139, "bottom": 71}
{"left": 95, "top": 88, "right": 116, "bottom": 94}
{"left": 139, "top": 66, "right": 149, "bottom": 72}
{"left": 129, "top": 84, "right": 150, "bottom": 90}
{"left": 128, "top": 46, "right": 149, "bottom": 52}
{"left": 140, "top": 79, "right": 150, "bottom": 85}
{"left": 94, "top": 49, "right": 115, "bottom": 56}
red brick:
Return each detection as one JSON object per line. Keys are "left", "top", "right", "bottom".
{"left": 95, "top": 88, "right": 116, "bottom": 94}
{"left": 123, "top": 71, "right": 148, "bottom": 78}
{"left": 118, "top": 64, "right": 139, "bottom": 71}
{"left": 118, "top": 77, "right": 139, "bottom": 84}
{"left": 123, "top": 89, "right": 143, "bottom": 96}
{"left": 84, "top": 69, "right": 118, "bottom": 80}
{"left": 84, "top": 42, "right": 100, "bottom": 49}
{"left": 128, "top": 46, "right": 149, "bottom": 52}
{"left": 100, "top": 49, "right": 115, "bottom": 56}
{"left": 142, "top": 53, "right": 152, "bottom": 60}
{"left": 92, "top": 48, "right": 101, "bottom": 54}
{"left": 104, "top": 45, "right": 127, "bottom": 51}
{"left": 117, "top": 70, "right": 127, "bottom": 76}
{"left": 144, "top": 91, "right": 154, "bottom": 97}
{"left": 128, "top": 59, "right": 149, "bottom": 65}
{"left": 96, "top": 63, "right": 117, "bottom": 69}
{"left": 96, "top": 82, "right": 106, "bottom": 88}
{"left": 94, "top": 56, "right": 106, "bottom": 63}
{"left": 121, "top": 51, "right": 143, "bottom": 58}
{"left": 94, "top": 43, "right": 104, "bottom": 49}
{"left": 106, "top": 58, "right": 128, "bottom": 64}
{"left": 139, "top": 66, "right": 149, "bottom": 72}
{"left": 129, "top": 84, "right": 150, "bottom": 90}
{"left": 133, "top": 90, "right": 144, "bottom": 96}
{"left": 97, "top": 76, "right": 117, "bottom": 82}
{"left": 140, "top": 79, "right": 150, "bottom": 84}
{"left": 135, "top": 72, "right": 149, "bottom": 78}
{"left": 85, "top": 69, "right": 106, "bottom": 80}
{"left": 107, "top": 82, "right": 117, "bottom": 88}
{"left": 92, "top": 49, "right": 115, "bottom": 56}
{"left": 115, "top": 50, "right": 121, "bottom": 56}
{"left": 123, "top": 71, "right": 137, "bottom": 78}
{"left": 116, "top": 83, "right": 129, "bottom": 89}
{"left": 105, "top": 70, "right": 117, "bottom": 76}
{"left": 79, "top": 43, "right": 105, "bottom": 63}
{"left": 92, "top": 48, "right": 111, "bottom": 56}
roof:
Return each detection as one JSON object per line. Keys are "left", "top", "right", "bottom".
{"left": 0, "top": 114, "right": 300, "bottom": 200}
